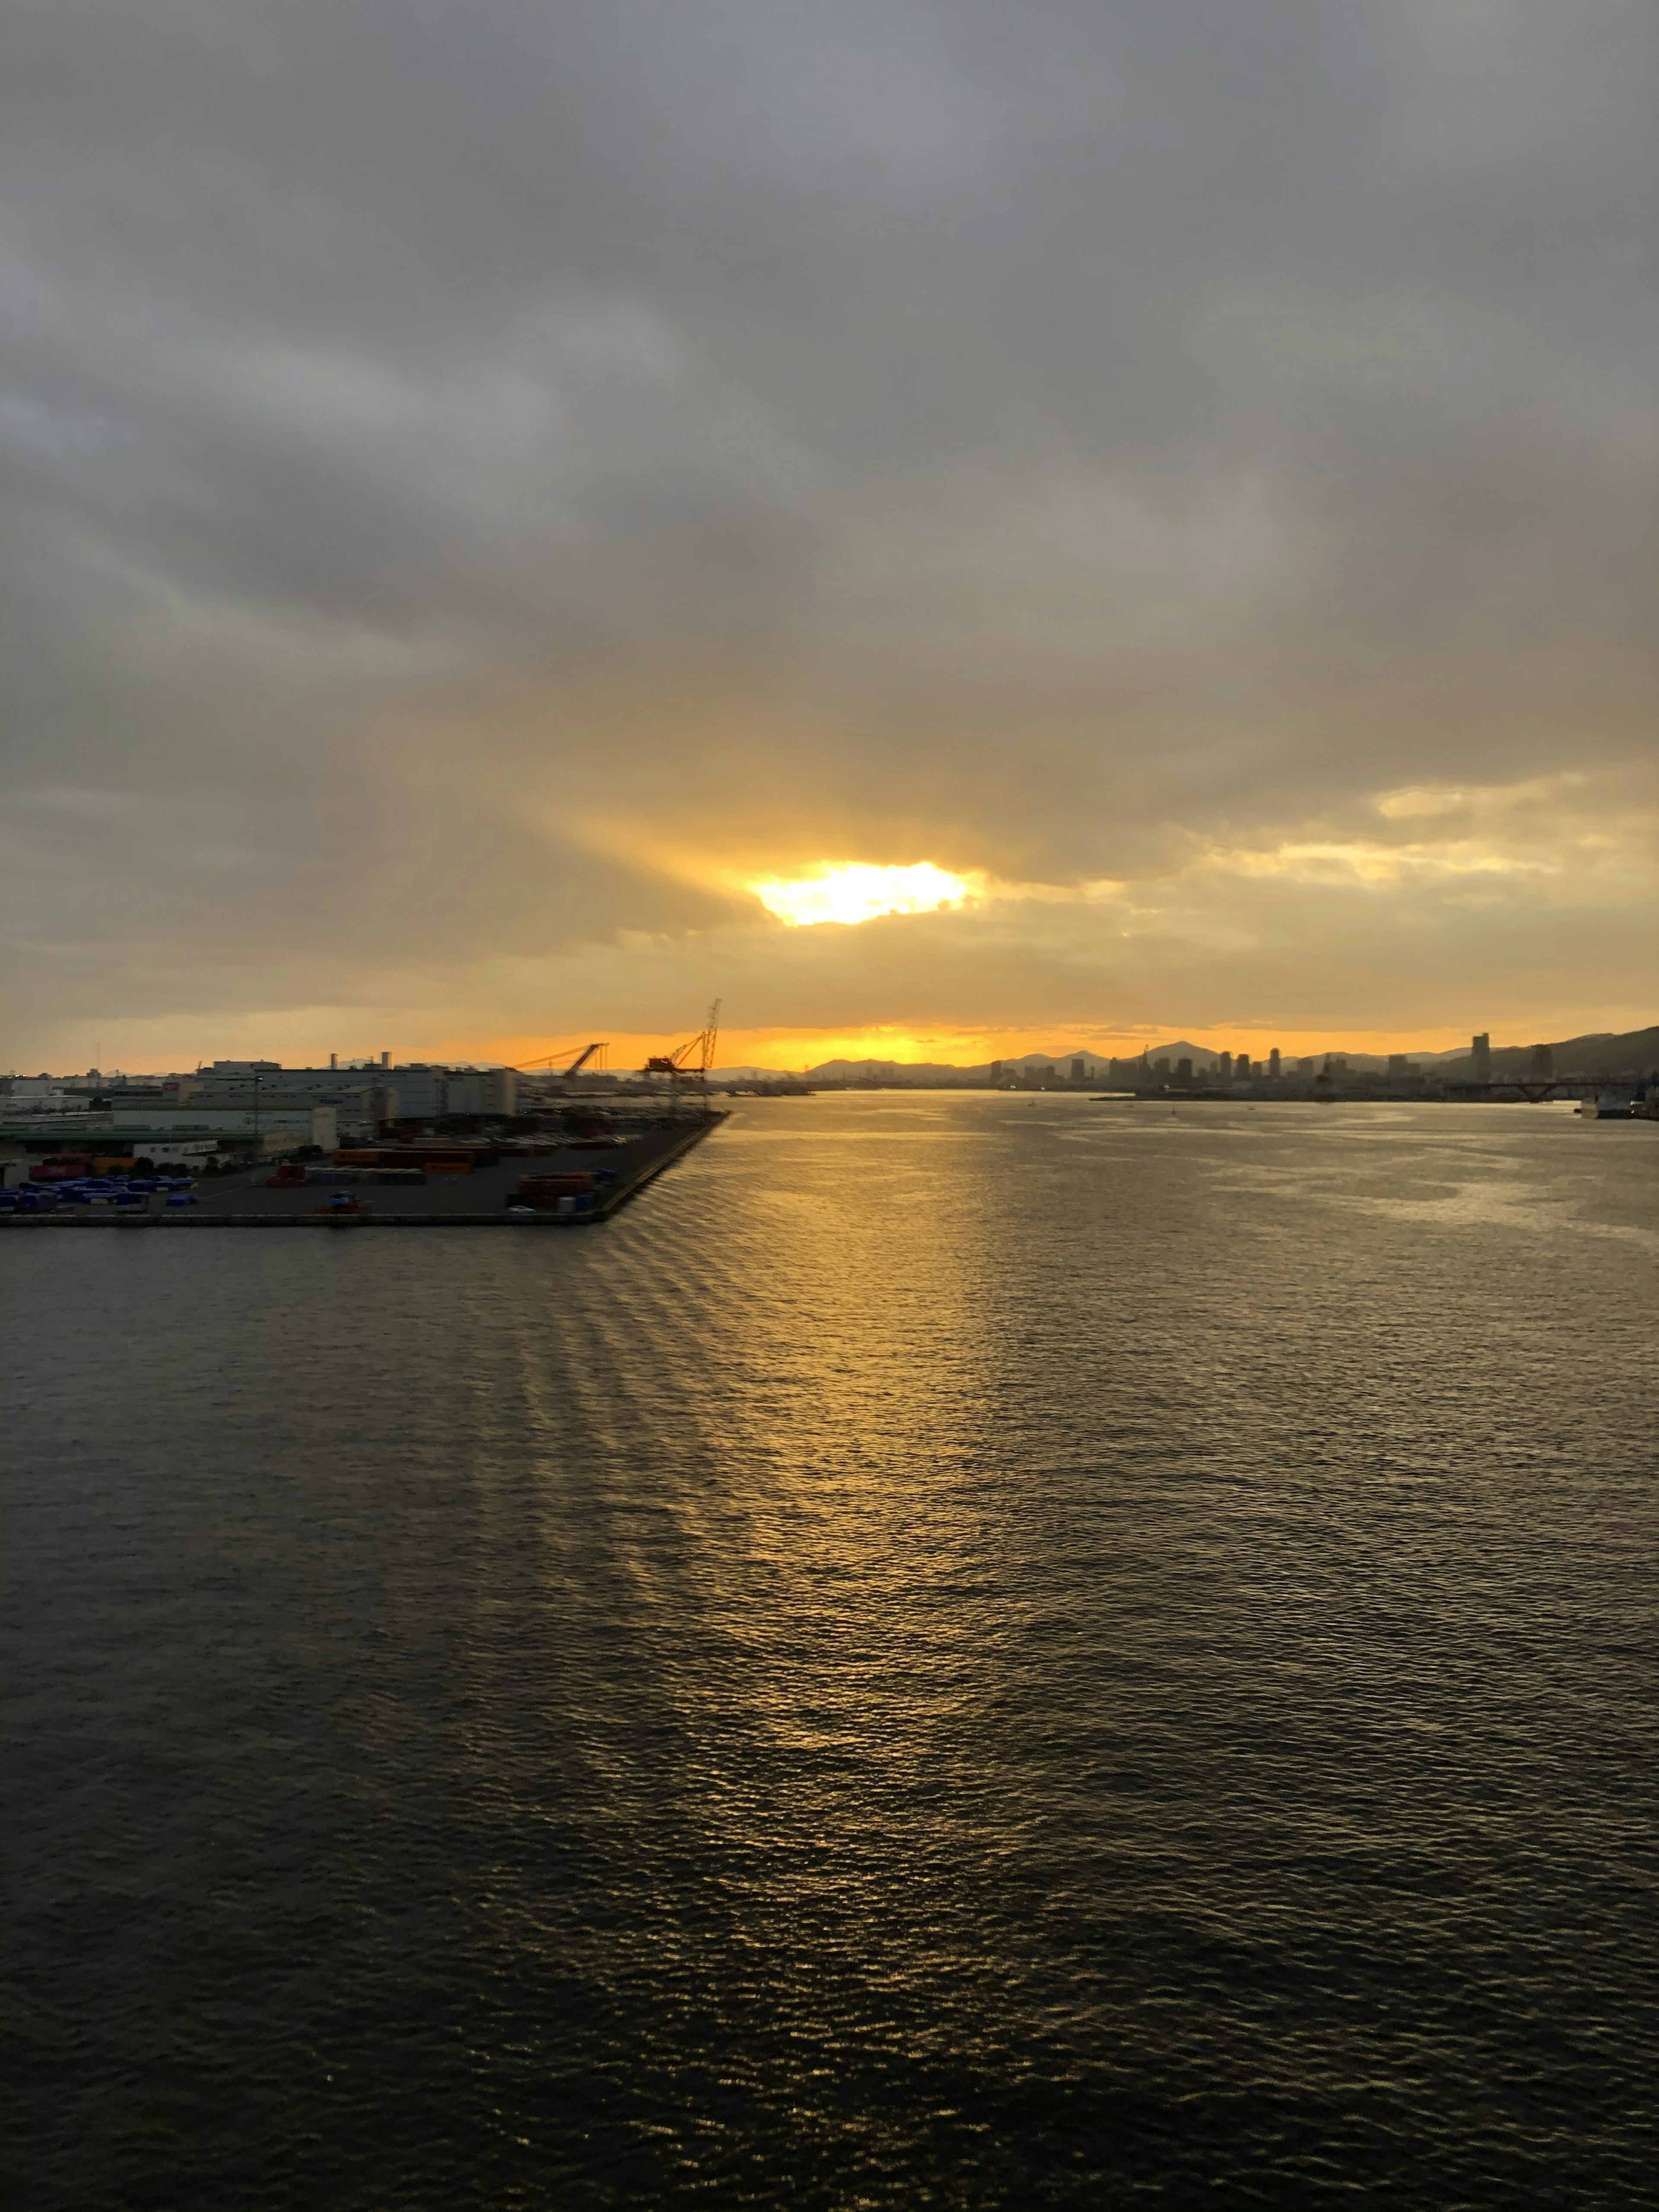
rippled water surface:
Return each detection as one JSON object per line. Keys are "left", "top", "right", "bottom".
{"left": 5, "top": 1097, "right": 1656, "bottom": 2208}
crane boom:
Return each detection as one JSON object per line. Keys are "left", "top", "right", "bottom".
{"left": 642, "top": 1002, "right": 724, "bottom": 1113}
{"left": 507, "top": 1040, "right": 607, "bottom": 1075}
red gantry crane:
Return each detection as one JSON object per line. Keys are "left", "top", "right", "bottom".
{"left": 642, "top": 1002, "right": 721, "bottom": 1117}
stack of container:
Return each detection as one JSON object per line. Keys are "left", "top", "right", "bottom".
{"left": 514, "top": 1170, "right": 597, "bottom": 1214}
{"left": 334, "top": 1144, "right": 492, "bottom": 1174}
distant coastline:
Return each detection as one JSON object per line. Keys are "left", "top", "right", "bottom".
{"left": 708, "top": 1023, "right": 1659, "bottom": 1087}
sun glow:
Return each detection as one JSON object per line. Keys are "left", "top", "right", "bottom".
{"left": 748, "top": 861, "right": 981, "bottom": 928}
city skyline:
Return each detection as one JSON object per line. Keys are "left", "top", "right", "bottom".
{"left": 10, "top": 1019, "right": 1654, "bottom": 1086}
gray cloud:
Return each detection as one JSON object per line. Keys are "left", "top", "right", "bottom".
{"left": 3, "top": 0, "right": 1654, "bottom": 1062}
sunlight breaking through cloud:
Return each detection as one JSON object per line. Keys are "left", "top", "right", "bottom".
{"left": 748, "top": 862, "right": 982, "bottom": 928}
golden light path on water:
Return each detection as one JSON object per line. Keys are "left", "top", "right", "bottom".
{"left": 747, "top": 862, "right": 981, "bottom": 928}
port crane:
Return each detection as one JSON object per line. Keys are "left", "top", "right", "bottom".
{"left": 509, "top": 1041, "right": 609, "bottom": 1088}
{"left": 642, "top": 1002, "right": 721, "bottom": 1116}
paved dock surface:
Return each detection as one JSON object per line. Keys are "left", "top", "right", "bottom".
{"left": 3, "top": 1117, "right": 723, "bottom": 1226}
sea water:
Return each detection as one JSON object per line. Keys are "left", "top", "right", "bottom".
{"left": 4, "top": 1096, "right": 1655, "bottom": 2208}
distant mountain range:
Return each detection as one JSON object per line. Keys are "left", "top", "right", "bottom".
{"left": 709, "top": 1023, "right": 1656, "bottom": 1085}
{"left": 1433, "top": 1025, "right": 1659, "bottom": 1080}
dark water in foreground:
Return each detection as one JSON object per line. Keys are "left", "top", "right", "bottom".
{"left": 4, "top": 1096, "right": 1656, "bottom": 2209}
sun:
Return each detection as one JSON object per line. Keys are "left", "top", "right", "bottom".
{"left": 747, "top": 861, "right": 982, "bottom": 928}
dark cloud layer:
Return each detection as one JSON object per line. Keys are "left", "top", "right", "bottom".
{"left": 3, "top": 0, "right": 1654, "bottom": 1062}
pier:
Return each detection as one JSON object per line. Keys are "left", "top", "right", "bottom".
{"left": 0, "top": 1113, "right": 725, "bottom": 1228}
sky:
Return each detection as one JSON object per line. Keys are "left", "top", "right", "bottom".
{"left": 3, "top": 0, "right": 1654, "bottom": 1074}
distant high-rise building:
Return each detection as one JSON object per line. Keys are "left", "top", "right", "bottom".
{"left": 1176, "top": 1057, "right": 1193, "bottom": 1082}
{"left": 1218, "top": 1051, "right": 1233, "bottom": 1080}
{"left": 989, "top": 1060, "right": 1004, "bottom": 1081}
{"left": 1471, "top": 1033, "right": 1491, "bottom": 1078}
{"left": 1268, "top": 1048, "right": 1281, "bottom": 1079}
{"left": 1235, "top": 1052, "right": 1252, "bottom": 1079}
{"left": 1070, "top": 1058, "right": 1085, "bottom": 1081}
{"left": 1153, "top": 1058, "right": 1170, "bottom": 1078}
{"left": 1529, "top": 1044, "right": 1554, "bottom": 1079}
